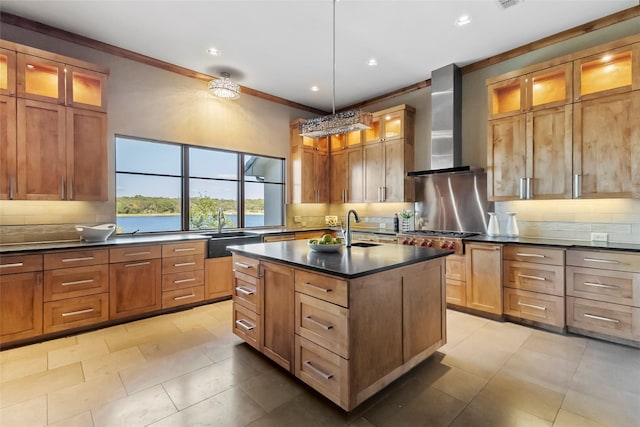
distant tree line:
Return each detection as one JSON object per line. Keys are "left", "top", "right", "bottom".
{"left": 116, "top": 195, "right": 264, "bottom": 215}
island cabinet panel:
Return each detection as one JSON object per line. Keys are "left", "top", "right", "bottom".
{"left": 294, "top": 292, "right": 349, "bottom": 359}
{"left": 262, "top": 261, "right": 295, "bottom": 371}
{"left": 233, "top": 302, "right": 260, "bottom": 350}
{"left": 294, "top": 269, "right": 348, "bottom": 307}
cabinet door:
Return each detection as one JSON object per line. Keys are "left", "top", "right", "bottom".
{"left": 16, "top": 98, "right": 66, "bottom": 200}
{"left": 487, "top": 77, "right": 526, "bottom": 119}
{"left": 315, "top": 151, "right": 329, "bottom": 202}
{"left": 17, "top": 54, "right": 65, "bottom": 104}
{"left": 0, "top": 95, "right": 16, "bottom": 200}
{"left": 574, "top": 44, "right": 638, "bottom": 101}
{"left": 347, "top": 147, "right": 363, "bottom": 203}
{"left": 0, "top": 272, "right": 43, "bottom": 344}
{"left": 527, "top": 105, "right": 573, "bottom": 199}
{"left": 380, "top": 110, "right": 404, "bottom": 141}
{"left": 66, "top": 108, "right": 108, "bottom": 201}
{"left": 363, "top": 142, "right": 384, "bottom": 202}
{"left": 109, "top": 259, "right": 161, "bottom": 320}
{"left": 262, "top": 261, "right": 294, "bottom": 372}
{"left": 66, "top": 66, "right": 107, "bottom": 112}
{"left": 527, "top": 63, "right": 572, "bottom": 110}
{"left": 300, "top": 149, "right": 316, "bottom": 203}
{"left": 0, "top": 48, "right": 16, "bottom": 96}
{"left": 487, "top": 115, "right": 526, "bottom": 201}
{"left": 466, "top": 243, "right": 503, "bottom": 315}
{"left": 383, "top": 139, "right": 407, "bottom": 202}
{"left": 330, "top": 150, "right": 347, "bottom": 203}
{"left": 573, "top": 91, "right": 640, "bottom": 198}
{"left": 204, "top": 257, "right": 233, "bottom": 300}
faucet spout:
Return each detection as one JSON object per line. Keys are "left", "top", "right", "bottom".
{"left": 345, "top": 209, "right": 361, "bottom": 248}
{"left": 217, "top": 208, "right": 226, "bottom": 234}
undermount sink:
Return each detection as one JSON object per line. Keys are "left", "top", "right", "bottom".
{"left": 202, "top": 231, "right": 262, "bottom": 258}
{"left": 350, "top": 242, "right": 381, "bottom": 248}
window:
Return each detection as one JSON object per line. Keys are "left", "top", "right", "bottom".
{"left": 115, "top": 136, "right": 285, "bottom": 234}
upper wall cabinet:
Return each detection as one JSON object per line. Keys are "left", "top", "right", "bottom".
{"left": 330, "top": 130, "right": 362, "bottom": 151}
{"left": 0, "top": 48, "right": 16, "bottom": 96}
{"left": 364, "top": 107, "right": 406, "bottom": 144}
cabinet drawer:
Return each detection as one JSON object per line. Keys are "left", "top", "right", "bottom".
{"left": 566, "top": 266, "right": 639, "bottom": 307}
{"left": 162, "top": 286, "right": 204, "bottom": 309}
{"left": 503, "top": 261, "right": 564, "bottom": 296}
{"left": 503, "top": 246, "right": 564, "bottom": 265}
{"left": 567, "top": 250, "right": 640, "bottom": 273}
{"left": 446, "top": 278, "right": 466, "bottom": 307}
{"left": 233, "top": 271, "right": 261, "bottom": 313}
{"left": 567, "top": 296, "right": 639, "bottom": 341}
{"left": 233, "top": 302, "right": 260, "bottom": 350}
{"left": 295, "top": 269, "right": 348, "bottom": 307}
{"left": 446, "top": 255, "right": 466, "bottom": 281}
{"left": 44, "top": 249, "right": 108, "bottom": 269}
{"left": 0, "top": 254, "right": 42, "bottom": 275}
{"left": 295, "top": 292, "right": 349, "bottom": 358}
{"left": 162, "top": 269, "right": 205, "bottom": 291}
{"left": 44, "top": 264, "right": 109, "bottom": 301}
{"left": 232, "top": 254, "right": 260, "bottom": 277}
{"left": 43, "top": 293, "right": 108, "bottom": 334}
{"left": 504, "top": 288, "right": 565, "bottom": 328}
{"left": 162, "top": 241, "right": 206, "bottom": 258}
{"left": 295, "top": 335, "right": 349, "bottom": 409}
{"left": 110, "top": 245, "right": 161, "bottom": 263}
{"left": 161, "top": 254, "right": 204, "bottom": 274}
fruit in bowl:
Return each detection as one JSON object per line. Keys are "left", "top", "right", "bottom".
{"left": 308, "top": 234, "right": 343, "bottom": 252}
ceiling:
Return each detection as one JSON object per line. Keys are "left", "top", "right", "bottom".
{"left": 1, "top": 0, "right": 638, "bottom": 111}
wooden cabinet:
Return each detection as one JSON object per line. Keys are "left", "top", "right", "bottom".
{"left": 330, "top": 130, "right": 362, "bottom": 151}
{"left": 0, "top": 94, "right": 16, "bottom": 200}
{"left": 204, "top": 257, "right": 233, "bottom": 300}
{"left": 161, "top": 241, "right": 206, "bottom": 309}
{"left": 330, "top": 147, "right": 363, "bottom": 203}
{"left": 289, "top": 120, "right": 329, "bottom": 204}
{"left": 0, "top": 48, "right": 16, "bottom": 96}
{"left": 465, "top": 243, "right": 503, "bottom": 315}
{"left": 364, "top": 107, "right": 407, "bottom": 143}
{"left": 17, "top": 53, "right": 65, "bottom": 104}
{"left": 262, "top": 260, "right": 295, "bottom": 371}
{"left": 109, "top": 245, "right": 162, "bottom": 320}
{"left": 445, "top": 254, "right": 467, "bottom": 307}
{"left": 231, "top": 253, "right": 262, "bottom": 351}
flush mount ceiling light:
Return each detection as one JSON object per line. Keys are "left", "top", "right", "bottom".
{"left": 367, "top": 58, "right": 378, "bottom": 66}
{"left": 299, "top": 0, "right": 372, "bottom": 138}
{"left": 208, "top": 71, "right": 240, "bottom": 100}
{"left": 207, "top": 47, "right": 221, "bottom": 56}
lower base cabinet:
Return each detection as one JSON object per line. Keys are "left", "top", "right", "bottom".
{"left": 43, "top": 293, "right": 109, "bottom": 334}
{"left": 0, "top": 271, "right": 43, "bottom": 344}
{"left": 205, "top": 257, "right": 234, "bottom": 300}
{"left": 262, "top": 261, "right": 295, "bottom": 371}
{"left": 465, "top": 243, "right": 503, "bottom": 315}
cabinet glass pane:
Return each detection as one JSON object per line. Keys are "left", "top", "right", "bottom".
{"left": 0, "top": 54, "right": 8, "bottom": 90}
{"left": 316, "top": 136, "right": 328, "bottom": 152}
{"left": 580, "top": 51, "right": 632, "bottom": 96}
{"left": 346, "top": 130, "right": 361, "bottom": 146}
{"left": 491, "top": 82, "right": 521, "bottom": 115}
{"left": 382, "top": 113, "right": 402, "bottom": 139}
{"left": 24, "top": 61, "right": 59, "bottom": 98}
{"left": 364, "top": 117, "right": 381, "bottom": 142}
{"left": 330, "top": 134, "right": 344, "bottom": 151}
{"left": 71, "top": 70, "right": 102, "bottom": 107}
{"left": 531, "top": 69, "right": 566, "bottom": 106}
{"left": 302, "top": 136, "right": 315, "bottom": 148}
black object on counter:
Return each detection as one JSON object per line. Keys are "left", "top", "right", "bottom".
{"left": 393, "top": 213, "right": 400, "bottom": 233}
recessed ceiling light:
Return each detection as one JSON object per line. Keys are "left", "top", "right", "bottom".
{"left": 367, "top": 58, "right": 378, "bottom": 67}
{"left": 310, "top": 86, "right": 320, "bottom": 92}
{"left": 207, "top": 47, "right": 221, "bottom": 56}
{"left": 455, "top": 14, "right": 472, "bottom": 26}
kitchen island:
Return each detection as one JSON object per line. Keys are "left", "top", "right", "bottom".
{"left": 227, "top": 240, "right": 452, "bottom": 411}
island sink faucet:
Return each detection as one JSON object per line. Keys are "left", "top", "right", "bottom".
{"left": 342, "top": 209, "right": 361, "bottom": 248}
{"left": 217, "top": 207, "right": 226, "bottom": 233}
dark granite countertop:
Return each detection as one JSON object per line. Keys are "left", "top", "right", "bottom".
{"left": 227, "top": 240, "right": 453, "bottom": 279}
{"left": 464, "top": 235, "right": 640, "bottom": 253}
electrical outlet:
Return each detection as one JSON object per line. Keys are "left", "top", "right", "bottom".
{"left": 591, "top": 232, "right": 608, "bottom": 242}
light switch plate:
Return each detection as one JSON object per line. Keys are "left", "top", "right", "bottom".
{"left": 591, "top": 232, "right": 608, "bottom": 242}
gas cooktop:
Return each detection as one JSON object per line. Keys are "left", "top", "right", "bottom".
{"left": 403, "top": 230, "right": 480, "bottom": 239}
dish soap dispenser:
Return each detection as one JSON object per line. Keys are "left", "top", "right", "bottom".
{"left": 393, "top": 213, "right": 400, "bottom": 233}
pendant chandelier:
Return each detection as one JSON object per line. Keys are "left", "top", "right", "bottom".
{"left": 299, "top": 0, "right": 372, "bottom": 137}
{"left": 209, "top": 72, "right": 241, "bottom": 100}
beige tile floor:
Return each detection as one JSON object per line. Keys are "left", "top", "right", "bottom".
{"left": 1, "top": 300, "right": 639, "bottom": 427}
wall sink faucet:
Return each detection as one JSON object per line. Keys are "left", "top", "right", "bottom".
{"left": 217, "top": 208, "right": 226, "bottom": 233}
{"left": 342, "top": 209, "right": 361, "bottom": 248}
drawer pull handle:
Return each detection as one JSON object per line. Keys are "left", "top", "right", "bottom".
{"left": 174, "top": 293, "right": 196, "bottom": 301}
{"left": 583, "top": 313, "right": 620, "bottom": 323}
{"left": 62, "top": 279, "right": 94, "bottom": 287}
{"left": 235, "top": 286, "right": 255, "bottom": 296}
{"left": 174, "top": 278, "right": 196, "bottom": 284}
{"left": 62, "top": 256, "right": 94, "bottom": 263}
{"left": 584, "top": 282, "right": 618, "bottom": 289}
{"left": 235, "top": 319, "right": 255, "bottom": 331}
{"left": 124, "top": 261, "right": 150, "bottom": 268}
{"left": 517, "top": 301, "right": 547, "bottom": 311}
{"left": 304, "top": 282, "right": 332, "bottom": 293}
{"left": 174, "top": 262, "right": 196, "bottom": 267}
{"left": 124, "top": 251, "right": 151, "bottom": 257}
{"left": 304, "top": 315, "right": 333, "bottom": 330}
{"left": 516, "top": 253, "right": 545, "bottom": 258}
{"left": 304, "top": 360, "right": 333, "bottom": 380}
{"left": 583, "top": 258, "right": 620, "bottom": 265}
{"left": 234, "top": 262, "right": 253, "bottom": 269}
{"left": 0, "top": 262, "right": 24, "bottom": 268}
{"left": 174, "top": 247, "right": 196, "bottom": 252}
{"left": 517, "top": 274, "right": 546, "bottom": 281}
{"left": 61, "top": 308, "right": 94, "bottom": 317}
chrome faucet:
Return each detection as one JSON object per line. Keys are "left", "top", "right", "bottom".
{"left": 342, "top": 209, "right": 361, "bottom": 248}
{"left": 217, "top": 207, "right": 226, "bottom": 233}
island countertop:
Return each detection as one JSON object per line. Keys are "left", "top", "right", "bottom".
{"left": 227, "top": 240, "right": 453, "bottom": 279}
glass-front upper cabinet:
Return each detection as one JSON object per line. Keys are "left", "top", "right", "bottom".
{"left": 574, "top": 43, "right": 639, "bottom": 101}
{"left": 330, "top": 130, "right": 362, "bottom": 151}
{"left": 527, "top": 63, "right": 572, "bottom": 110}
{"left": 0, "top": 48, "right": 16, "bottom": 96}
{"left": 66, "top": 66, "right": 107, "bottom": 111}
{"left": 487, "top": 77, "right": 525, "bottom": 119}
{"left": 364, "top": 108, "right": 405, "bottom": 143}
{"left": 17, "top": 54, "right": 65, "bottom": 103}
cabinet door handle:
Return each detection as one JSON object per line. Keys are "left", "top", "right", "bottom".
{"left": 69, "top": 176, "right": 74, "bottom": 200}
{"left": 9, "top": 175, "right": 14, "bottom": 200}
{"left": 62, "top": 279, "right": 94, "bottom": 287}
{"left": 235, "top": 319, "right": 255, "bottom": 331}
{"left": 304, "top": 315, "right": 333, "bottom": 330}
{"left": 0, "top": 262, "right": 24, "bottom": 269}
{"left": 583, "top": 313, "right": 620, "bottom": 323}
{"left": 124, "top": 251, "right": 151, "bottom": 257}
{"left": 516, "top": 253, "right": 545, "bottom": 258}
{"left": 235, "top": 286, "right": 255, "bottom": 296}
{"left": 517, "top": 273, "right": 546, "bottom": 281}
{"left": 62, "top": 256, "right": 94, "bottom": 262}
{"left": 174, "top": 247, "right": 196, "bottom": 252}
{"left": 61, "top": 308, "right": 94, "bottom": 317}
{"left": 61, "top": 178, "right": 65, "bottom": 200}
{"left": 173, "top": 262, "right": 196, "bottom": 267}
{"left": 573, "top": 174, "right": 581, "bottom": 198}
{"left": 519, "top": 177, "right": 526, "bottom": 200}
{"left": 303, "top": 282, "right": 332, "bottom": 293}
{"left": 303, "top": 360, "right": 333, "bottom": 380}
{"left": 173, "top": 293, "right": 196, "bottom": 301}
{"left": 583, "top": 258, "right": 620, "bottom": 265}
{"left": 526, "top": 177, "right": 532, "bottom": 199}
{"left": 174, "top": 278, "right": 196, "bottom": 284}
{"left": 517, "top": 301, "right": 547, "bottom": 311}
{"left": 584, "top": 281, "right": 618, "bottom": 289}
{"left": 124, "top": 261, "right": 150, "bottom": 268}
